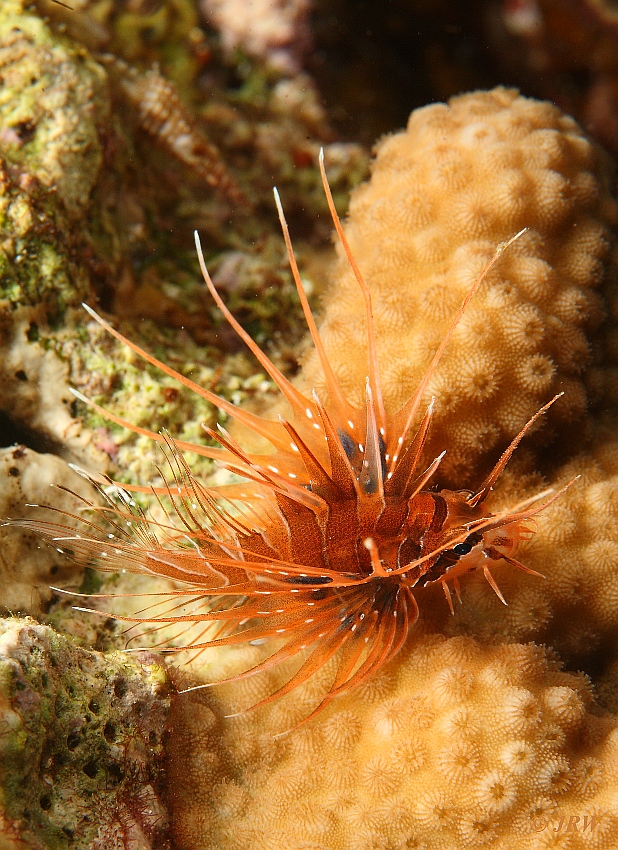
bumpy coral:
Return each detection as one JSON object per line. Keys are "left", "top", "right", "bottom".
{"left": 440, "top": 427, "right": 618, "bottom": 663}
{"left": 301, "top": 87, "right": 617, "bottom": 485}
{"left": 161, "top": 90, "right": 618, "bottom": 850}
{"left": 167, "top": 635, "right": 618, "bottom": 850}
{"left": 0, "top": 619, "right": 172, "bottom": 849}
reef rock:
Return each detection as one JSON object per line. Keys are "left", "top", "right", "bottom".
{"left": 0, "top": 447, "right": 96, "bottom": 617}
{"left": 200, "top": 0, "right": 311, "bottom": 73}
{"left": 0, "top": 0, "right": 110, "bottom": 313}
{"left": 0, "top": 619, "right": 172, "bottom": 849}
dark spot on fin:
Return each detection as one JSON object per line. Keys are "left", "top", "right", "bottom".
{"left": 337, "top": 613, "right": 356, "bottom": 632}
{"left": 337, "top": 429, "right": 356, "bottom": 461}
{"left": 285, "top": 574, "right": 333, "bottom": 585}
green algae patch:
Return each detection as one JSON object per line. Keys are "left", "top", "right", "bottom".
{"left": 35, "top": 308, "right": 278, "bottom": 485}
{"left": 0, "top": 619, "right": 172, "bottom": 849}
{"left": 0, "top": 0, "right": 110, "bottom": 315}
{"left": 0, "top": 15, "right": 106, "bottom": 216}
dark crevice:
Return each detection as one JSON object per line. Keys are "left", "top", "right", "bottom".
{"left": 0, "top": 410, "right": 65, "bottom": 455}
{"left": 309, "top": 0, "right": 505, "bottom": 144}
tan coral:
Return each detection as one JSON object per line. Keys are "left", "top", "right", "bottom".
{"left": 301, "top": 87, "right": 617, "bottom": 485}
{"left": 439, "top": 425, "right": 618, "bottom": 663}
{"left": 166, "top": 635, "right": 618, "bottom": 850}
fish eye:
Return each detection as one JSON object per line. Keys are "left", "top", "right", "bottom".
{"left": 453, "top": 541, "right": 473, "bottom": 556}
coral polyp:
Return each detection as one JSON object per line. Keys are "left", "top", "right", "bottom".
{"left": 10, "top": 154, "right": 572, "bottom": 721}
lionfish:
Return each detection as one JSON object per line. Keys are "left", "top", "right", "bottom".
{"left": 10, "top": 152, "right": 573, "bottom": 723}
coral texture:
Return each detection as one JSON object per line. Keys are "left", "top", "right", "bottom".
{"left": 301, "top": 87, "right": 617, "bottom": 485}
{"left": 0, "top": 619, "right": 172, "bottom": 849}
{"left": 147, "top": 90, "right": 618, "bottom": 850}
{"left": 161, "top": 90, "right": 618, "bottom": 850}
{"left": 167, "top": 635, "right": 618, "bottom": 850}
{"left": 442, "top": 428, "right": 618, "bottom": 663}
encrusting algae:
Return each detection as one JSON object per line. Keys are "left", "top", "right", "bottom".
{"left": 0, "top": 0, "right": 369, "bottom": 486}
{"left": 3, "top": 84, "right": 618, "bottom": 850}
{"left": 0, "top": 618, "right": 172, "bottom": 850}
